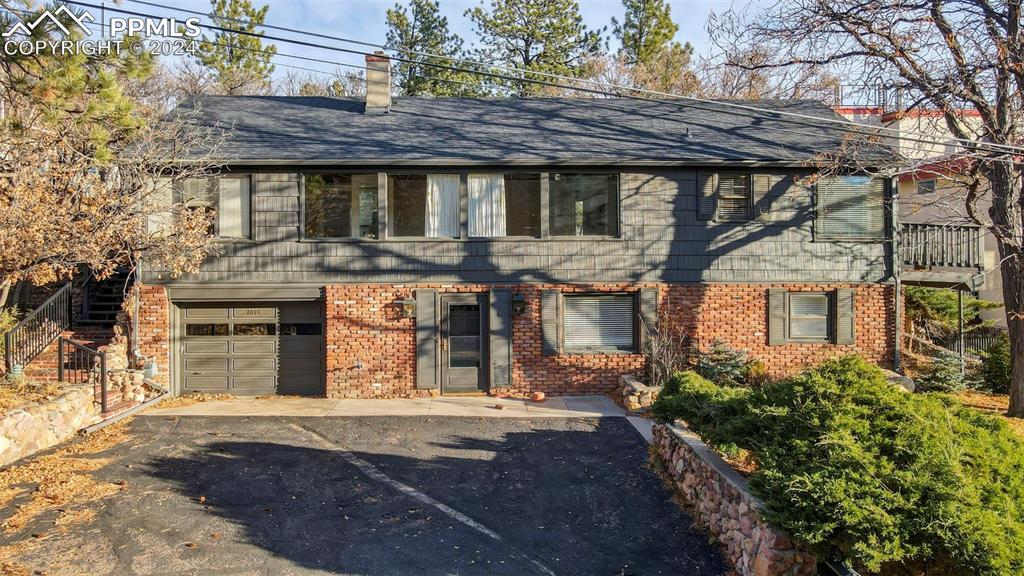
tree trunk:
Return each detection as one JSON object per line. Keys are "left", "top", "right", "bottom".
{"left": 987, "top": 163, "right": 1024, "bottom": 416}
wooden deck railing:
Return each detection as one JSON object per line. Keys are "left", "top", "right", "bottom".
{"left": 901, "top": 223, "right": 985, "bottom": 270}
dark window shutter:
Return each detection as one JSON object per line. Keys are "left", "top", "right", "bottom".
{"left": 697, "top": 172, "right": 718, "bottom": 221}
{"left": 638, "top": 288, "right": 659, "bottom": 347}
{"left": 415, "top": 289, "right": 438, "bottom": 389}
{"left": 753, "top": 174, "right": 772, "bottom": 222}
{"left": 767, "top": 289, "right": 788, "bottom": 345}
{"left": 835, "top": 288, "right": 855, "bottom": 344}
{"left": 489, "top": 289, "right": 513, "bottom": 388}
{"left": 541, "top": 289, "right": 562, "bottom": 355}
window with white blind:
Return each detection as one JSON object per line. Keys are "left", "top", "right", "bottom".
{"left": 716, "top": 174, "right": 752, "bottom": 222}
{"left": 148, "top": 177, "right": 251, "bottom": 239}
{"left": 563, "top": 294, "right": 636, "bottom": 352}
{"left": 816, "top": 176, "right": 885, "bottom": 240}
{"left": 788, "top": 292, "right": 830, "bottom": 342}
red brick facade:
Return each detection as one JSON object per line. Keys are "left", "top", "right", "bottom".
{"left": 136, "top": 282, "right": 896, "bottom": 398}
{"left": 324, "top": 282, "right": 894, "bottom": 398}
{"left": 132, "top": 285, "right": 171, "bottom": 388}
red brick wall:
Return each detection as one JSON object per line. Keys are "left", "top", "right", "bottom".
{"left": 134, "top": 281, "right": 895, "bottom": 397}
{"left": 664, "top": 283, "right": 895, "bottom": 377}
{"left": 324, "top": 282, "right": 895, "bottom": 398}
{"left": 133, "top": 285, "right": 170, "bottom": 388}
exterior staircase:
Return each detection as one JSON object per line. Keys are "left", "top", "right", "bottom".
{"left": 23, "top": 326, "right": 115, "bottom": 382}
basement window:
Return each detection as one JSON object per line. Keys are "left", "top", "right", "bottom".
{"left": 788, "top": 293, "right": 830, "bottom": 342}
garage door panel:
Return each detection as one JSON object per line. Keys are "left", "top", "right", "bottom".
{"left": 232, "top": 375, "right": 277, "bottom": 390}
{"left": 184, "top": 358, "right": 229, "bottom": 371}
{"left": 185, "top": 308, "right": 229, "bottom": 319}
{"left": 231, "top": 340, "right": 277, "bottom": 354}
{"left": 231, "top": 357, "right": 277, "bottom": 372}
{"left": 185, "top": 375, "right": 230, "bottom": 390}
{"left": 183, "top": 341, "right": 230, "bottom": 354}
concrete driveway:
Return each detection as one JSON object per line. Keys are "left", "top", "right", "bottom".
{"left": 0, "top": 415, "right": 726, "bottom": 576}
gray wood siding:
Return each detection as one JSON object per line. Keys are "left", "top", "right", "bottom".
{"left": 144, "top": 170, "right": 891, "bottom": 285}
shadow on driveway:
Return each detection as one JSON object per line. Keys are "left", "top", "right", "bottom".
{"left": 3, "top": 416, "right": 727, "bottom": 576}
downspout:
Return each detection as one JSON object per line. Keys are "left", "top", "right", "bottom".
{"left": 891, "top": 175, "right": 901, "bottom": 372}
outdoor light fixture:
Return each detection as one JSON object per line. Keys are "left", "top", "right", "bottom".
{"left": 400, "top": 298, "right": 417, "bottom": 318}
{"left": 512, "top": 293, "right": 527, "bottom": 315}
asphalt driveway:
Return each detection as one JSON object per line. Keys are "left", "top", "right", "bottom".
{"left": 0, "top": 415, "right": 726, "bottom": 576}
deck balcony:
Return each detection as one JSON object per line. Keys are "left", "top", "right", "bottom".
{"left": 900, "top": 222, "right": 986, "bottom": 287}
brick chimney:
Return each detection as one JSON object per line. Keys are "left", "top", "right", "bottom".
{"left": 364, "top": 51, "right": 391, "bottom": 114}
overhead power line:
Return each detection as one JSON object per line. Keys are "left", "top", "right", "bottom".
{"left": 117, "top": 0, "right": 1024, "bottom": 158}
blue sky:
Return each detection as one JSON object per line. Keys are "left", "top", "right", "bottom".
{"left": 116, "top": 0, "right": 745, "bottom": 80}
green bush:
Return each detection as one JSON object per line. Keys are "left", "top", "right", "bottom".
{"left": 652, "top": 371, "right": 752, "bottom": 446}
{"left": 695, "top": 340, "right": 753, "bottom": 387}
{"left": 979, "top": 333, "right": 1012, "bottom": 394}
{"left": 654, "top": 355, "right": 1024, "bottom": 576}
{"left": 916, "top": 350, "right": 966, "bottom": 392}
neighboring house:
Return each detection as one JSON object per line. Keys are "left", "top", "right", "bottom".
{"left": 835, "top": 104, "right": 1003, "bottom": 328}
{"left": 127, "top": 54, "right": 904, "bottom": 399}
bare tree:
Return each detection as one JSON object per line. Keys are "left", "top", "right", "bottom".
{"left": 711, "top": 1, "right": 1024, "bottom": 416}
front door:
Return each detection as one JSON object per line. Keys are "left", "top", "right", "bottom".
{"left": 440, "top": 294, "right": 487, "bottom": 393}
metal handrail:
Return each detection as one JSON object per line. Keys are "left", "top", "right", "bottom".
{"left": 57, "top": 336, "right": 108, "bottom": 413}
{"left": 900, "top": 223, "right": 985, "bottom": 270}
{"left": 3, "top": 283, "right": 72, "bottom": 371}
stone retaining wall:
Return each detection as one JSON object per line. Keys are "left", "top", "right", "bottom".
{"left": 653, "top": 422, "right": 817, "bottom": 576}
{"left": 0, "top": 384, "right": 101, "bottom": 467}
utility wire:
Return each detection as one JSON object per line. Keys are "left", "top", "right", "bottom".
{"left": 82, "top": 0, "right": 1024, "bottom": 158}
{"left": 119, "top": 0, "right": 1024, "bottom": 157}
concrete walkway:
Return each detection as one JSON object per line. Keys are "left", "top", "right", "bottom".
{"left": 147, "top": 394, "right": 628, "bottom": 418}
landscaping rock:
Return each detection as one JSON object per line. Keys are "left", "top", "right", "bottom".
{"left": 617, "top": 374, "right": 662, "bottom": 413}
{"left": 0, "top": 383, "right": 102, "bottom": 467}
{"left": 882, "top": 369, "right": 916, "bottom": 392}
{"left": 653, "top": 422, "right": 817, "bottom": 576}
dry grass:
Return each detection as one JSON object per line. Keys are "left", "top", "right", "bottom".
{"left": 150, "top": 392, "right": 234, "bottom": 410}
{"left": 951, "top": 390, "right": 1024, "bottom": 437}
{"left": 0, "top": 380, "right": 64, "bottom": 413}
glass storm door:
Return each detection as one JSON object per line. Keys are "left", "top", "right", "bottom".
{"left": 441, "top": 294, "right": 487, "bottom": 393}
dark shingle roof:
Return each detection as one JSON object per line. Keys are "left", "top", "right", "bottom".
{"left": 179, "top": 96, "right": 886, "bottom": 166}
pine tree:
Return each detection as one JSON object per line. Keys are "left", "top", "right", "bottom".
{"left": 195, "top": 0, "right": 276, "bottom": 95}
{"left": 386, "top": 0, "right": 482, "bottom": 96}
{"left": 466, "top": 0, "right": 603, "bottom": 96}
{"left": 612, "top": 0, "right": 679, "bottom": 66}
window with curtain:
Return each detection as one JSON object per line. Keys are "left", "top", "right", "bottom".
{"left": 175, "top": 177, "right": 251, "bottom": 239}
{"left": 788, "top": 292, "right": 830, "bottom": 342}
{"left": 304, "top": 174, "right": 378, "bottom": 239}
{"left": 563, "top": 294, "right": 636, "bottom": 352}
{"left": 816, "top": 176, "right": 885, "bottom": 240}
{"left": 388, "top": 174, "right": 460, "bottom": 237}
{"left": 468, "top": 173, "right": 541, "bottom": 237}
{"left": 549, "top": 173, "right": 619, "bottom": 237}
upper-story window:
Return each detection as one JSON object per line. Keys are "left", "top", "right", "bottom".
{"left": 916, "top": 179, "right": 936, "bottom": 194}
{"left": 304, "top": 174, "right": 378, "bottom": 239}
{"left": 468, "top": 174, "right": 541, "bottom": 237}
{"left": 388, "top": 174, "right": 460, "bottom": 238}
{"left": 816, "top": 176, "right": 885, "bottom": 241}
{"left": 549, "top": 173, "right": 619, "bottom": 237}
{"left": 697, "top": 172, "right": 754, "bottom": 222}
{"left": 148, "top": 176, "right": 251, "bottom": 240}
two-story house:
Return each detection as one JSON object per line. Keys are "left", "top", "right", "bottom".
{"left": 131, "top": 54, "right": 898, "bottom": 399}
